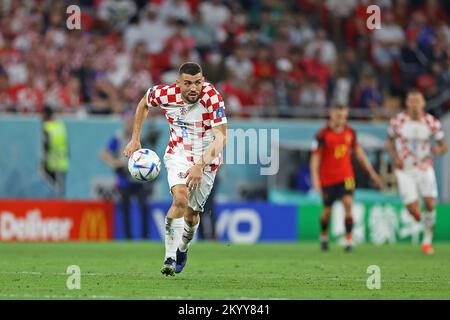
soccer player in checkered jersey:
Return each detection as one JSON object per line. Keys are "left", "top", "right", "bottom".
{"left": 123, "top": 62, "right": 227, "bottom": 276}
{"left": 310, "top": 105, "right": 383, "bottom": 252}
{"left": 386, "top": 89, "right": 447, "bottom": 255}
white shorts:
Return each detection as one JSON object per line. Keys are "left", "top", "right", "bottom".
{"left": 164, "top": 154, "right": 217, "bottom": 212}
{"left": 395, "top": 167, "right": 438, "bottom": 205}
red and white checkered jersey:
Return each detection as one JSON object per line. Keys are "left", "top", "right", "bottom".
{"left": 388, "top": 111, "right": 444, "bottom": 170}
{"left": 145, "top": 82, "right": 227, "bottom": 170}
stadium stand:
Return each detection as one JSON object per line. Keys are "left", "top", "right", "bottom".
{"left": 1, "top": 0, "right": 450, "bottom": 119}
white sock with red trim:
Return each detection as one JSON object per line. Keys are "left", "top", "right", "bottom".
{"left": 165, "top": 217, "right": 184, "bottom": 260}
{"left": 423, "top": 210, "right": 436, "bottom": 245}
{"left": 179, "top": 220, "right": 199, "bottom": 252}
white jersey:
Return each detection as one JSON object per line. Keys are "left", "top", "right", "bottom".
{"left": 388, "top": 111, "right": 444, "bottom": 171}
{"left": 145, "top": 82, "right": 227, "bottom": 171}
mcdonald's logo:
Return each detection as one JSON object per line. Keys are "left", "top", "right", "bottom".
{"left": 79, "top": 209, "right": 108, "bottom": 240}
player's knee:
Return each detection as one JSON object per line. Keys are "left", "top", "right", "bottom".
{"left": 321, "top": 207, "right": 332, "bottom": 218}
{"left": 406, "top": 202, "right": 419, "bottom": 213}
{"left": 342, "top": 195, "right": 353, "bottom": 207}
{"left": 173, "top": 197, "right": 188, "bottom": 210}
{"left": 172, "top": 190, "right": 188, "bottom": 210}
{"left": 424, "top": 199, "right": 435, "bottom": 212}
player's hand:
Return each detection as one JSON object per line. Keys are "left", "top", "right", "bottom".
{"left": 432, "top": 145, "right": 443, "bottom": 156}
{"left": 393, "top": 156, "right": 403, "bottom": 170}
{"left": 312, "top": 178, "right": 322, "bottom": 196}
{"left": 308, "top": 188, "right": 322, "bottom": 202}
{"left": 186, "top": 164, "right": 203, "bottom": 191}
{"left": 123, "top": 140, "right": 141, "bottom": 158}
{"left": 313, "top": 186, "right": 322, "bottom": 197}
{"left": 112, "top": 159, "right": 124, "bottom": 169}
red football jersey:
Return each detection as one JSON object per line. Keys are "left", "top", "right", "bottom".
{"left": 313, "top": 125, "right": 358, "bottom": 187}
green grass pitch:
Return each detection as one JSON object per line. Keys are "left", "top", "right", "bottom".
{"left": 0, "top": 242, "right": 449, "bottom": 300}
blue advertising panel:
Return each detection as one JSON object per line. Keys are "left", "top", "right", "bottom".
{"left": 214, "top": 202, "right": 297, "bottom": 243}
{"left": 114, "top": 202, "right": 298, "bottom": 243}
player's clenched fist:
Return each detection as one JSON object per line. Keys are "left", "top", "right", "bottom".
{"left": 123, "top": 140, "right": 141, "bottom": 158}
{"left": 186, "top": 164, "right": 203, "bottom": 191}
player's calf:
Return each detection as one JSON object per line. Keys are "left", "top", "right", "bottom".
{"left": 422, "top": 198, "right": 436, "bottom": 254}
{"left": 162, "top": 186, "right": 189, "bottom": 274}
{"left": 406, "top": 202, "right": 421, "bottom": 222}
{"left": 344, "top": 216, "right": 354, "bottom": 253}
{"left": 319, "top": 208, "right": 331, "bottom": 252}
{"left": 178, "top": 219, "right": 199, "bottom": 253}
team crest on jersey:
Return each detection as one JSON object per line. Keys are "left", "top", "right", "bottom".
{"left": 180, "top": 107, "right": 187, "bottom": 116}
{"left": 178, "top": 172, "right": 187, "bottom": 179}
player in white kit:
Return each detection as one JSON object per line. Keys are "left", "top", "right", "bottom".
{"left": 386, "top": 89, "right": 447, "bottom": 254}
{"left": 123, "top": 62, "right": 227, "bottom": 275}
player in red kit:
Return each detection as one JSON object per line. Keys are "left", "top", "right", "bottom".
{"left": 310, "top": 105, "right": 383, "bottom": 252}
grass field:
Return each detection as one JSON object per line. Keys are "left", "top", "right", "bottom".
{"left": 0, "top": 241, "right": 449, "bottom": 300}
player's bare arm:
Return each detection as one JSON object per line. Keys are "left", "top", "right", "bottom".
{"left": 354, "top": 145, "right": 384, "bottom": 189}
{"left": 186, "top": 123, "right": 227, "bottom": 191}
{"left": 123, "top": 96, "right": 148, "bottom": 158}
{"left": 100, "top": 148, "right": 123, "bottom": 169}
{"left": 309, "top": 151, "right": 321, "bottom": 193}
{"left": 432, "top": 138, "right": 448, "bottom": 156}
{"left": 386, "top": 135, "right": 403, "bottom": 169}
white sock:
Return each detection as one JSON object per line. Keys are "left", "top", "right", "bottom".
{"left": 165, "top": 217, "right": 184, "bottom": 260}
{"left": 179, "top": 221, "right": 199, "bottom": 252}
{"left": 422, "top": 210, "right": 436, "bottom": 245}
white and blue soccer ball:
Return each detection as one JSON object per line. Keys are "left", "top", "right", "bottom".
{"left": 128, "top": 148, "right": 161, "bottom": 182}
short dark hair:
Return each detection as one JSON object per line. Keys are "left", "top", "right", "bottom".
{"left": 330, "top": 104, "right": 349, "bottom": 111}
{"left": 41, "top": 104, "right": 54, "bottom": 117}
{"left": 178, "top": 62, "right": 202, "bottom": 76}
{"left": 41, "top": 105, "right": 54, "bottom": 119}
{"left": 406, "top": 88, "right": 423, "bottom": 97}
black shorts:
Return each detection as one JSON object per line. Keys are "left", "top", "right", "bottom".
{"left": 321, "top": 178, "right": 355, "bottom": 207}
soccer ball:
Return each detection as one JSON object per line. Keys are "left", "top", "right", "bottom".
{"left": 128, "top": 148, "right": 161, "bottom": 182}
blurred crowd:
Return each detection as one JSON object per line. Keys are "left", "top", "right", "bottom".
{"left": 1, "top": 0, "right": 450, "bottom": 119}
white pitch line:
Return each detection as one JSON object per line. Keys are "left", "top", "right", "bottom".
{"left": 0, "top": 293, "right": 116, "bottom": 299}
{"left": 159, "top": 296, "right": 194, "bottom": 299}
{"left": 235, "top": 297, "right": 287, "bottom": 300}
{"left": 0, "top": 271, "right": 146, "bottom": 277}
{"left": 1, "top": 272, "right": 447, "bottom": 285}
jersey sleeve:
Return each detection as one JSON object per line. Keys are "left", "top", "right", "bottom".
{"left": 350, "top": 127, "right": 358, "bottom": 150}
{"left": 312, "top": 130, "right": 325, "bottom": 154}
{"left": 432, "top": 118, "right": 445, "bottom": 141}
{"left": 144, "top": 85, "right": 161, "bottom": 109}
{"left": 107, "top": 136, "right": 119, "bottom": 154}
{"left": 203, "top": 85, "right": 227, "bottom": 127}
{"left": 387, "top": 116, "right": 398, "bottom": 138}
